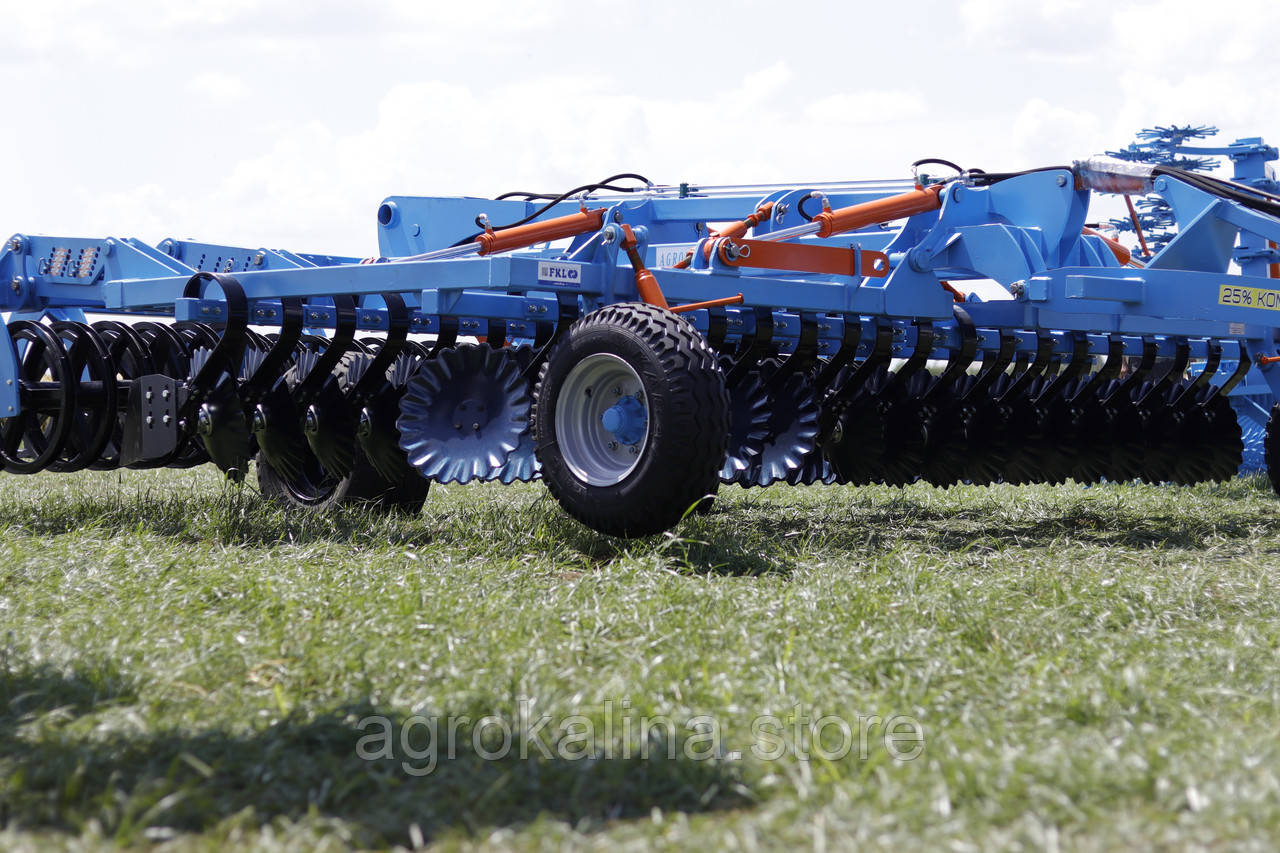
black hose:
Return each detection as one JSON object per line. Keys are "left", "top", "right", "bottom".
{"left": 450, "top": 173, "right": 653, "bottom": 247}
{"left": 1152, "top": 166, "right": 1280, "bottom": 217}
{"left": 967, "top": 165, "right": 1073, "bottom": 186}
{"left": 911, "top": 158, "right": 965, "bottom": 178}
{"left": 1156, "top": 165, "right": 1280, "bottom": 203}
{"left": 797, "top": 193, "right": 820, "bottom": 222}
{"left": 494, "top": 191, "right": 559, "bottom": 201}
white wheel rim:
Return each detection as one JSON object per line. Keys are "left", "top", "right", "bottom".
{"left": 554, "top": 353, "right": 650, "bottom": 486}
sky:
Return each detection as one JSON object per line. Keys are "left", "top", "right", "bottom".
{"left": 2, "top": 0, "right": 1278, "bottom": 257}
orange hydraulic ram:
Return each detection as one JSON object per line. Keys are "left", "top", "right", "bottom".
{"left": 672, "top": 186, "right": 942, "bottom": 271}
{"left": 810, "top": 183, "right": 943, "bottom": 239}
{"left": 476, "top": 207, "right": 607, "bottom": 255}
{"left": 619, "top": 225, "right": 669, "bottom": 309}
{"left": 673, "top": 202, "right": 775, "bottom": 269}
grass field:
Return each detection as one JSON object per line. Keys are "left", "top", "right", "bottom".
{"left": 2, "top": 467, "right": 1280, "bottom": 850}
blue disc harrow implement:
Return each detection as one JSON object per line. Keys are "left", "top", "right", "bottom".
{"left": 5, "top": 148, "right": 1280, "bottom": 537}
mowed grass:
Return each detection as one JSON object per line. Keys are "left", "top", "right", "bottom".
{"left": 2, "top": 468, "right": 1280, "bottom": 851}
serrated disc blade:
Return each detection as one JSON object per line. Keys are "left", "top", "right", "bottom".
{"left": 397, "top": 344, "right": 531, "bottom": 484}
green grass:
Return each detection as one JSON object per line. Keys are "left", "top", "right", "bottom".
{"left": 2, "top": 468, "right": 1280, "bottom": 850}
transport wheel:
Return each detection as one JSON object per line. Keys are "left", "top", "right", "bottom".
{"left": 533, "top": 302, "right": 729, "bottom": 538}
{"left": 256, "top": 361, "right": 429, "bottom": 513}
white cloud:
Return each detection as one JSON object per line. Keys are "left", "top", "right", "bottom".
{"left": 179, "top": 70, "right": 952, "bottom": 254}
{"left": 1010, "top": 99, "right": 1105, "bottom": 167}
{"left": 3, "top": 0, "right": 1279, "bottom": 258}
{"left": 959, "top": 0, "right": 1088, "bottom": 45}
{"left": 187, "top": 72, "right": 248, "bottom": 102}
{"left": 804, "top": 92, "right": 929, "bottom": 125}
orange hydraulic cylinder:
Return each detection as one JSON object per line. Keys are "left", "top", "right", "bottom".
{"left": 619, "top": 225, "right": 669, "bottom": 309}
{"left": 632, "top": 264, "right": 669, "bottom": 309}
{"left": 475, "top": 208, "right": 606, "bottom": 255}
{"left": 714, "top": 202, "right": 775, "bottom": 242}
{"left": 673, "top": 202, "right": 774, "bottom": 269}
{"left": 812, "top": 184, "right": 943, "bottom": 239}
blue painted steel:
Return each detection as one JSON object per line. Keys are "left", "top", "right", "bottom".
{"left": 3, "top": 149, "right": 1280, "bottom": 456}
{"left": 601, "top": 396, "right": 647, "bottom": 447}
{"left": 0, "top": 320, "right": 17, "bottom": 416}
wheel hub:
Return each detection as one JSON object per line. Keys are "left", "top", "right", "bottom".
{"left": 554, "top": 353, "right": 649, "bottom": 486}
{"left": 600, "top": 394, "right": 646, "bottom": 446}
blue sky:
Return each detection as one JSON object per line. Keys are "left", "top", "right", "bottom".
{"left": 2, "top": 0, "right": 1276, "bottom": 255}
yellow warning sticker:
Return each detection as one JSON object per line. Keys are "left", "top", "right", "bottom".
{"left": 1219, "top": 285, "right": 1280, "bottom": 310}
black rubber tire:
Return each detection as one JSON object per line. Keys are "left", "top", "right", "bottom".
{"left": 533, "top": 302, "right": 729, "bottom": 538}
{"left": 256, "top": 359, "right": 429, "bottom": 514}
{"left": 1265, "top": 403, "right": 1280, "bottom": 496}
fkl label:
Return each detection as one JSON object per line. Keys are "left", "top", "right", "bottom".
{"left": 537, "top": 261, "right": 582, "bottom": 287}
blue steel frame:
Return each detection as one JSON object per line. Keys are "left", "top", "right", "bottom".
{"left": 2, "top": 145, "right": 1280, "bottom": 424}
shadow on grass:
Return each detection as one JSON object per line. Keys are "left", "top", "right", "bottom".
{"left": 0, "top": 476, "right": 1272, "bottom": 574}
{"left": 0, "top": 486, "right": 441, "bottom": 550}
{"left": 708, "top": 499, "right": 1260, "bottom": 553}
{"left": 0, "top": 661, "right": 749, "bottom": 847}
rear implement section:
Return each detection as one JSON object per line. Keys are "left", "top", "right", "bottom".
{"left": 3, "top": 140, "right": 1280, "bottom": 537}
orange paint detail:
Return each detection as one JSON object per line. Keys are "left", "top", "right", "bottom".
{"left": 670, "top": 294, "right": 745, "bottom": 314}
{"left": 1258, "top": 354, "right": 1280, "bottom": 366}
{"left": 672, "top": 202, "right": 776, "bottom": 269}
{"left": 716, "top": 201, "right": 776, "bottom": 242}
{"left": 475, "top": 207, "right": 606, "bottom": 255}
{"left": 812, "top": 184, "right": 943, "bottom": 239}
{"left": 716, "top": 239, "right": 890, "bottom": 278}
{"left": 620, "top": 224, "right": 670, "bottom": 309}
{"left": 1124, "top": 195, "right": 1150, "bottom": 259}
{"left": 1270, "top": 241, "right": 1279, "bottom": 279}
{"left": 1082, "top": 226, "right": 1133, "bottom": 266}
{"left": 632, "top": 267, "right": 669, "bottom": 309}
{"left": 940, "top": 281, "right": 966, "bottom": 303}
